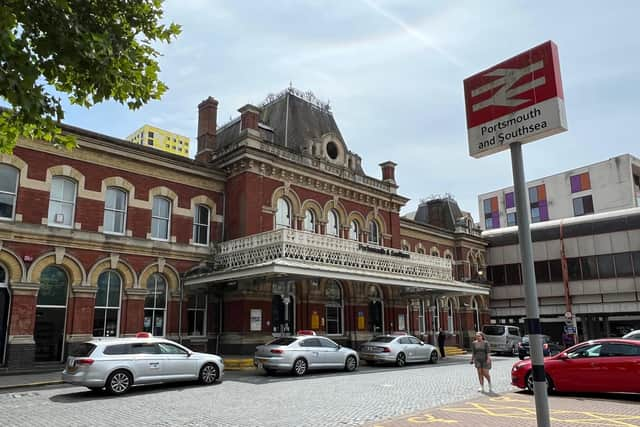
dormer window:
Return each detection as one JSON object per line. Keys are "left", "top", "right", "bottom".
{"left": 326, "top": 141, "right": 338, "bottom": 160}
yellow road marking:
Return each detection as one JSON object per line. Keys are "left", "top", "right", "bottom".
{"left": 406, "top": 413, "right": 458, "bottom": 424}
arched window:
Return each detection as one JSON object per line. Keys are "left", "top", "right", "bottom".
{"left": 349, "top": 220, "right": 359, "bottom": 241}
{"left": 94, "top": 270, "right": 121, "bottom": 337}
{"left": 187, "top": 294, "right": 207, "bottom": 336}
{"left": 368, "top": 221, "right": 380, "bottom": 245}
{"left": 417, "top": 247, "right": 425, "bottom": 255}
{"left": 327, "top": 209, "right": 339, "bottom": 237}
{"left": 48, "top": 176, "right": 77, "bottom": 228}
{"left": 275, "top": 198, "right": 291, "bottom": 229}
{"left": 447, "top": 300, "right": 454, "bottom": 332}
{"left": 35, "top": 266, "right": 68, "bottom": 361}
{"left": 151, "top": 196, "right": 171, "bottom": 240}
{"left": 325, "top": 281, "right": 343, "bottom": 335}
{"left": 0, "top": 164, "right": 19, "bottom": 220}
{"left": 144, "top": 273, "right": 167, "bottom": 336}
{"left": 193, "top": 204, "right": 210, "bottom": 245}
{"left": 103, "top": 187, "right": 127, "bottom": 234}
{"left": 303, "top": 209, "right": 315, "bottom": 232}
{"left": 401, "top": 242, "right": 410, "bottom": 251}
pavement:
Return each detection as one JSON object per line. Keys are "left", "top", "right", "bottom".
{"left": 0, "top": 356, "right": 255, "bottom": 390}
{"left": 368, "top": 390, "right": 640, "bottom": 426}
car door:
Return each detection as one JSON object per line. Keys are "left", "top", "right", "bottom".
{"left": 594, "top": 342, "right": 640, "bottom": 392}
{"left": 550, "top": 343, "right": 603, "bottom": 392}
{"left": 299, "top": 338, "right": 323, "bottom": 368}
{"left": 318, "top": 337, "right": 344, "bottom": 368}
{"left": 129, "top": 342, "right": 163, "bottom": 383}
{"left": 408, "top": 336, "right": 428, "bottom": 361}
{"left": 156, "top": 342, "right": 197, "bottom": 380}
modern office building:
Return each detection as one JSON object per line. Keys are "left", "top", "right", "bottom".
{"left": 481, "top": 155, "right": 640, "bottom": 342}
{"left": 0, "top": 88, "right": 489, "bottom": 369}
{"left": 478, "top": 154, "right": 640, "bottom": 230}
{"left": 126, "top": 124, "right": 191, "bottom": 158}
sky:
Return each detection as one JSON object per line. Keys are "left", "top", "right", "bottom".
{"left": 54, "top": 0, "right": 640, "bottom": 221}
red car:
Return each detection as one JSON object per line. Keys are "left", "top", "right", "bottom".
{"left": 511, "top": 338, "right": 640, "bottom": 393}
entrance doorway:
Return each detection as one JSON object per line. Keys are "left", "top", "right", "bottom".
{"left": 272, "top": 294, "right": 294, "bottom": 335}
{"left": 34, "top": 266, "right": 68, "bottom": 362}
{"left": 367, "top": 285, "right": 384, "bottom": 333}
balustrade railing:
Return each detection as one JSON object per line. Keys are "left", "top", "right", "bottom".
{"left": 215, "top": 229, "right": 453, "bottom": 282}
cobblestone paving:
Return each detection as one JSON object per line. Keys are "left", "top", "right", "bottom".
{"left": 0, "top": 356, "right": 517, "bottom": 427}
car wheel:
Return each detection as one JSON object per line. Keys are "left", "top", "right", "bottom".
{"left": 106, "top": 370, "right": 132, "bottom": 395}
{"left": 429, "top": 350, "right": 439, "bottom": 364}
{"left": 526, "top": 371, "right": 553, "bottom": 394}
{"left": 292, "top": 358, "right": 308, "bottom": 376}
{"left": 199, "top": 363, "right": 219, "bottom": 385}
{"left": 344, "top": 355, "right": 358, "bottom": 372}
{"left": 395, "top": 353, "right": 406, "bottom": 367}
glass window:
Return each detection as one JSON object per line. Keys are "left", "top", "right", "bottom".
{"left": 275, "top": 198, "right": 291, "bottom": 229}
{"left": 483, "top": 199, "right": 492, "bottom": 213}
{"left": 325, "top": 281, "right": 343, "bottom": 335}
{"left": 567, "top": 257, "right": 582, "bottom": 281}
{"left": 158, "top": 342, "right": 188, "bottom": 354}
{"left": 581, "top": 256, "right": 598, "bottom": 280}
{"left": 69, "top": 343, "right": 96, "bottom": 357}
{"left": 531, "top": 207, "right": 541, "bottom": 223}
{"left": 193, "top": 204, "right": 210, "bottom": 245}
{"left": 103, "top": 187, "right": 127, "bottom": 234}
{"left": 327, "top": 209, "right": 339, "bottom": 237}
{"left": 301, "top": 338, "right": 322, "bottom": 347}
{"left": 600, "top": 342, "right": 640, "bottom": 356}
{"left": 506, "top": 212, "right": 517, "bottom": 226}
{"left": 0, "top": 164, "right": 19, "bottom": 220}
{"left": 528, "top": 186, "right": 538, "bottom": 203}
{"left": 93, "top": 271, "right": 121, "bottom": 337}
{"left": 447, "top": 300, "right": 454, "bottom": 332}
{"left": 37, "top": 266, "right": 68, "bottom": 306}
{"left": 368, "top": 221, "right": 379, "bottom": 245}
{"left": 573, "top": 195, "right": 594, "bottom": 216}
{"left": 349, "top": 220, "right": 359, "bottom": 240}
{"left": 187, "top": 294, "right": 206, "bottom": 336}
{"left": 505, "top": 192, "right": 515, "bottom": 210}
{"left": 47, "top": 177, "right": 77, "bottom": 227}
{"left": 633, "top": 252, "right": 640, "bottom": 277}
{"left": 303, "top": 209, "right": 315, "bottom": 232}
{"left": 597, "top": 255, "right": 615, "bottom": 279}
{"left": 505, "top": 263, "right": 522, "bottom": 285}
{"left": 103, "top": 344, "right": 130, "bottom": 355}
{"left": 491, "top": 265, "right": 506, "bottom": 286}
{"left": 614, "top": 253, "right": 634, "bottom": 277}
{"left": 144, "top": 273, "right": 166, "bottom": 336}
{"left": 534, "top": 261, "right": 550, "bottom": 283}
{"left": 549, "top": 259, "right": 563, "bottom": 282}
{"left": 151, "top": 197, "right": 171, "bottom": 240}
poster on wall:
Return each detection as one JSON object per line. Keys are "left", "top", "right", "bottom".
{"left": 250, "top": 309, "right": 262, "bottom": 331}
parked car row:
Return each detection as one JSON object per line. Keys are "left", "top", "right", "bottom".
{"left": 62, "top": 331, "right": 440, "bottom": 395}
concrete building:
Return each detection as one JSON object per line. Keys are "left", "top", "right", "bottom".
{"left": 478, "top": 154, "right": 640, "bottom": 230}
{"left": 126, "top": 124, "right": 191, "bottom": 158}
{"left": 0, "top": 87, "right": 489, "bottom": 369}
{"left": 481, "top": 155, "right": 640, "bottom": 342}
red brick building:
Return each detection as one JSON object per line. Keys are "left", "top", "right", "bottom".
{"left": 0, "top": 88, "right": 488, "bottom": 369}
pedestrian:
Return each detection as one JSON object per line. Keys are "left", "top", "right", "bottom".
{"left": 562, "top": 331, "right": 575, "bottom": 349}
{"left": 437, "top": 328, "right": 446, "bottom": 359}
{"left": 470, "top": 331, "right": 492, "bottom": 393}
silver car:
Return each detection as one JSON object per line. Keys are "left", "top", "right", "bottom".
{"left": 623, "top": 330, "right": 640, "bottom": 340}
{"left": 62, "top": 336, "right": 224, "bottom": 395}
{"left": 254, "top": 335, "right": 359, "bottom": 376}
{"left": 359, "top": 334, "right": 439, "bottom": 366}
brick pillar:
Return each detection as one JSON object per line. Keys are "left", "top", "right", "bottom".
{"left": 238, "top": 104, "right": 261, "bottom": 131}
{"left": 66, "top": 286, "right": 98, "bottom": 353}
{"left": 6, "top": 282, "right": 39, "bottom": 369}
{"left": 379, "top": 161, "right": 397, "bottom": 185}
{"left": 121, "top": 288, "right": 147, "bottom": 336}
{"left": 195, "top": 97, "right": 218, "bottom": 163}
{"left": 166, "top": 290, "right": 181, "bottom": 338}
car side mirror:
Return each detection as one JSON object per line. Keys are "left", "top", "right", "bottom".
{"left": 558, "top": 352, "right": 568, "bottom": 360}
{"left": 420, "top": 341, "right": 424, "bottom": 346}
{"left": 187, "top": 351, "right": 193, "bottom": 357}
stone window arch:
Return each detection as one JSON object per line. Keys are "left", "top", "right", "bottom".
{"left": 348, "top": 220, "right": 359, "bottom": 241}
{"left": 430, "top": 246, "right": 440, "bottom": 257}
{"left": 275, "top": 197, "right": 292, "bottom": 229}
{"left": 144, "top": 273, "right": 167, "bottom": 336}
{"left": 326, "top": 209, "right": 339, "bottom": 237}
{"left": 401, "top": 240, "right": 410, "bottom": 251}
{"left": 368, "top": 220, "right": 380, "bottom": 245}
{"left": 325, "top": 281, "right": 343, "bottom": 335}
{"left": 303, "top": 209, "right": 316, "bottom": 233}
{"left": 94, "top": 270, "right": 122, "bottom": 337}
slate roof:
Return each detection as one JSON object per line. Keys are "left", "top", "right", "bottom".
{"left": 411, "top": 198, "right": 466, "bottom": 232}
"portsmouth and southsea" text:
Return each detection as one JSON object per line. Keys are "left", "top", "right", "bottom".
{"left": 477, "top": 107, "right": 547, "bottom": 150}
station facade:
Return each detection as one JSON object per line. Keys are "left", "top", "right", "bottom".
{"left": 0, "top": 88, "right": 489, "bottom": 369}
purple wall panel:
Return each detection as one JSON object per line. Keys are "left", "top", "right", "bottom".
{"left": 570, "top": 175, "right": 581, "bottom": 193}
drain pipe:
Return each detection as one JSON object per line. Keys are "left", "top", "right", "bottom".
{"left": 178, "top": 274, "right": 184, "bottom": 344}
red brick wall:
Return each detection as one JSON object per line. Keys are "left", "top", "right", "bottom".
{"left": 66, "top": 296, "right": 95, "bottom": 335}
{"left": 8, "top": 294, "right": 37, "bottom": 335}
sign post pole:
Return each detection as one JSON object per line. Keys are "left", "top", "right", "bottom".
{"left": 510, "top": 142, "right": 551, "bottom": 427}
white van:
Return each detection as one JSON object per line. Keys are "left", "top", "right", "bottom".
{"left": 482, "top": 325, "right": 521, "bottom": 355}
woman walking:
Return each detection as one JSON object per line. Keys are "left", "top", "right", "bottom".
{"left": 470, "top": 331, "right": 492, "bottom": 392}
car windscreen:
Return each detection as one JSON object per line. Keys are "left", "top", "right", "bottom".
{"left": 69, "top": 343, "right": 96, "bottom": 357}
{"left": 268, "top": 337, "right": 297, "bottom": 346}
{"left": 369, "top": 336, "right": 395, "bottom": 343}
{"left": 482, "top": 325, "right": 505, "bottom": 336}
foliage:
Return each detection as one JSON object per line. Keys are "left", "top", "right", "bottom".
{"left": 0, "top": 0, "right": 181, "bottom": 153}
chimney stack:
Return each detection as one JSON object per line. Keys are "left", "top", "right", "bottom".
{"left": 196, "top": 97, "right": 218, "bottom": 162}
{"left": 379, "top": 161, "right": 397, "bottom": 185}
{"left": 238, "top": 104, "right": 261, "bottom": 131}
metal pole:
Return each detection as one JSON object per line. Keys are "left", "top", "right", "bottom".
{"left": 510, "top": 142, "right": 551, "bottom": 427}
